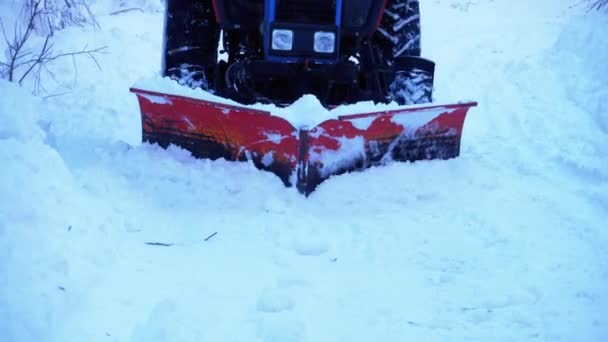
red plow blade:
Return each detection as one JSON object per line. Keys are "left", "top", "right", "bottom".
{"left": 131, "top": 88, "right": 477, "bottom": 195}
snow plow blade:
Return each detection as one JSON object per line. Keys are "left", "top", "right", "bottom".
{"left": 131, "top": 88, "right": 476, "bottom": 196}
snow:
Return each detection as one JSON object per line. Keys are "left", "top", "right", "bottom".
{"left": 346, "top": 115, "right": 377, "bottom": 130}
{"left": 1, "top": 1, "right": 608, "bottom": 342}
{"left": 139, "top": 93, "right": 173, "bottom": 105}
{"left": 309, "top": 135, "right": 366, "bottom": 177}
{"left": 390, "top": 106, "right": 456, "bottom": 132}
{"left": 136, "top": 76, "right": 419, "bottom": 128}
{"left": 264, "top": 132, "right": 283, "bottom": 144}
{"left": 135, "top": 76, "right": 338, "bottom": 128}
{"left": 261, "top": 152, "right": 275, "bottom": 167}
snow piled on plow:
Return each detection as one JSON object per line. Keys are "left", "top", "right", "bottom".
{"left": 135, "top": 75, "right": 460, "bottom": 129}
{"left": 1, "top": 1, "right": 608, "bottom": 342}
{"left": 308, "top": 135, "right": 366, "bottom": 177}
{"left": 389, "top": 106, "right": 457, "bottom": 133}
{"left": 135, "top": 75, "right": 334, "bottom": 128}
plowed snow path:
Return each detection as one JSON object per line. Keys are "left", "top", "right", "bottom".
{"left": 1, "top": 1, "right": 607, "bottom": 341}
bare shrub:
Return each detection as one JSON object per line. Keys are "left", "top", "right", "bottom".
{"left": 27, "top": 0, "right": 99, "bottom": 36}
{"left": 0, "top": 0, "right": 105, "bottom": 94}
{"left": 589, "top": 0, "right": 608, "bottom": 11}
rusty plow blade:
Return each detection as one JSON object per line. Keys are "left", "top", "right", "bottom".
{"left": 131, "top": 88, "right": 477, "bottom": 196}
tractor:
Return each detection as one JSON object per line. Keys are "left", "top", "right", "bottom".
{"left": 131, "top": 0, "right": 477, "bottom": 195}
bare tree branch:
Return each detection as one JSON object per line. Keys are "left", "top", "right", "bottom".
{"left": 18, "top": 34, "right": 51, "bottom": 84}
{"left": 0, "top": 18, "right": 10, "bottom": 48}
{"left": 42, "top": 91, "right": 72, "bottom": 100}
{"left": 2, "top": 0, "right": 42, "bottom": 82}
{"left": 71, "top": 54, "right": 77, "bottom": 86}
{"left": 18, "top": 40, "right": 106, "bottom": 86}
{"left": 45, "top": 45, "right": 107, "bottom": 63}
{"left": 109, "top": 8, "right": 144, "bottom": 16}
{"left": 83, "top": 2, "right": 100, "bottom": 30}
{"left": 0, "top": 0, "right": 105, "bottom": 94}
{"left": 37, "top": 0, "right": 100, "bottom": 34}
{"left": 589, "top": 0, "right": 608, "bottom": 10}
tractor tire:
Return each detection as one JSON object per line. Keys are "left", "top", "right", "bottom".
{"left": 162, "top": 0, "right": 219, "bottom": 90}
{"left": 377, "top": 0, "right": 421, "bottom": 58}
{"left": 375, "top": 0, "right": 432, "bottom": 105}
{"left": 389, "top": 56, "right": 434, "bottom": 105}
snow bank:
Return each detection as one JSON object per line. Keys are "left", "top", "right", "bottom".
{"left": 2, "top": 1, "right": 608, "bottom": 342}
{"left": 0, "top": 81, "right": 46, "bottom": 142}
{"left": 90, "top": 0, "right": 165, "bottom": 16}
{"left": 551, "top": 12, "right": 608, "bottom": 133}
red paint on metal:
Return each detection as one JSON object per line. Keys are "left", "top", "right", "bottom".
{"left": 307, "top": 104, "right": 473, "bottom": 172}
{"left": 211, "top": 0, "right": 221, "bottom": 24}
{"left": 130, "top": 87, "right": 477, "bottom": 194}
{"left": 376, "top": 0, "right": 389, "bottom": 29}
{"left": 131, "top": 88, "right": 298, "bottom": 169}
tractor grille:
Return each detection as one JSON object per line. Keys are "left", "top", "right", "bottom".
{"left": 275, "top": 0, "right": 336, "bottom": 24}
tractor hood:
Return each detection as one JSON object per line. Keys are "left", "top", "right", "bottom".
{"left": 213, "top": 0, "right": 385, "bottom": 38}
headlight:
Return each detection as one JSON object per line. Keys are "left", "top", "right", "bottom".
{"left": 272, "top": 29, "right": 294, "bottom": 51}
{"left": 313, "top": 31, "right": 335, "bottom": 54}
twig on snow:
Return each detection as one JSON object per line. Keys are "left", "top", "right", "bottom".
{"left": 204, "top": 232, "right": 218, "bottom": 242}
{"left": 145, "top": 242, "right": 174, "bottom": 247}
{"left": 109, "top": 8, "right": 145, "bottom": 16}
{"left": 43, "top": 91, "right": 72, "bottom": 100}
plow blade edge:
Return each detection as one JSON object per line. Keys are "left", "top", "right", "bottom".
{"left": 131, "top": 88, "right": 476, "bottom": 195}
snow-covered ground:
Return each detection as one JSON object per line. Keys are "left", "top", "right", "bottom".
{"left": 1, "top": 1, "right": 607, "bottom": 341}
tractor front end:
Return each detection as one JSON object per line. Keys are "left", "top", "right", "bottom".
{"left": 132, "top": 0, "right": 478, "bottom": 195}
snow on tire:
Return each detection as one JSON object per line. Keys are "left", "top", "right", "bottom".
{"left": 162, "top": 0, "right": 219, "bottom": 90}
{"left": 389, "top": 66, "right": 433, "bottom": 105}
